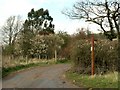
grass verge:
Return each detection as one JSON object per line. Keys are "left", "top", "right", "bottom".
{"left": 66, "top": 71, "right": 118, "bottom": 88}
{"left": 2, "top": 59, "right": 70, "bottom": 78}
{"left": 2, "top": 62, "right": 51, "bottom": 78}
{"left": 56, "top": 59, "right": 71, "bottom": 64}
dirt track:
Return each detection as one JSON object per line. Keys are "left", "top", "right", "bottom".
{"left": 2, "top": 64, "right": 79, "bottom": 88}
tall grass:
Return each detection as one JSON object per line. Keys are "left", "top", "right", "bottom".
{"left": 66, "top": 71, "right": 118, "bottom": 88}
{"left": 2, "top": 56, "right": 56, "bottom": 68}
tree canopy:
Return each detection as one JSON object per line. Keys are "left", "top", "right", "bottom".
{"left": 63, "top": 0, "right": 120, "bottom": 41}
{"left": 24, "top": 8, "right": 55, "bottom": 35}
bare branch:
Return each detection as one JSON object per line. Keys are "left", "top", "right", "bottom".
{"left": 62, "top": 0, "right": 120, "bottom": 40}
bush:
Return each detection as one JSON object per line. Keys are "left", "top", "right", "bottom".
{"left": 56, "top": 58, "right": 69, "bottom": 64}
{"left": 71, "top": 39, "right": 118, "bottom": 75}
{"left": 94, "top": 40, "right": 118, "bottom": 74}
{"left": 71, "top": 40, "right": 91, "bottom": 74}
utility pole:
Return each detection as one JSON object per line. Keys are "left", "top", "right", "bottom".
{"left": 91, "top": 34, "right": 94, "bottom": 76}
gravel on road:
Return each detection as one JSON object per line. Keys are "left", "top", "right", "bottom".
{"left": 2, "top": 64, "right": 79, "bottom": 88}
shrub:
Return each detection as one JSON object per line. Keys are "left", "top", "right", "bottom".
{"left": 56, "top": 58, "right": 69, "bottom": 64}
{"left": 94, "top": 40, "right": 118, "bottom": 74}
{"left": 71, "top": 40, "right": 91, "bottom": 74}
{"left": 71, "top": 39, "right": 118, "bottom": 75}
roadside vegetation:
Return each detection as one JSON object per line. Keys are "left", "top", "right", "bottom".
{"left": 1, "top": 0, "right": 119, "bottom": 88}
{"left": 2, "top": 58, "right": 70, "bottom": 78}
{"left": 62, "top": 0, "right": 119, "bottom": 88}
{"left": 71, "top": 39, "right": 117, "bottom": 75}
{"left": 1, "top": 8, "right": 71, "bottom": 78}
{"left": 64, "top": 30, "right": 118, "bottom": 88}
{"left": 66, "top": 71, "right": 118, "bottom": 88}
{"left": 2, "top": 62, "right": 47, "bottom": 78}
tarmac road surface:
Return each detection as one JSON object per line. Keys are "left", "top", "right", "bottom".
{"left": 2, "top": 64, "right": 79, "bottom": 88}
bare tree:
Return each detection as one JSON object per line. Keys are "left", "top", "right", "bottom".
{"left": 62, "top": 0, "right": 120, "bottom": 41}
{"left": 62, "top": 0, "right": 120, "bottom": 72}
{"left": 2, "top": 16, "right": 23, "bottom": 46}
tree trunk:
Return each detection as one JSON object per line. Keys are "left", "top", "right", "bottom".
{"left": 55, "top": 49, "right": 57, "bottom": 62}
{"left": 117, "top": 15, "right": 120, "bottom": 72}
{"left": 118, "top": 34, "right": 120, "bottom": 89}
{"left": 26, "top": 56, "right": 28, "bottom": 64}
{"left": 39, "top": 55, "right": 40, "bottom": 59}
{"left": 117, "top": 30, "right": 120, "bottom": 73}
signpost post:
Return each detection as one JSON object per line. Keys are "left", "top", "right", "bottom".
{"left": 91, "top": 34, "right": 94, "bottom": 76}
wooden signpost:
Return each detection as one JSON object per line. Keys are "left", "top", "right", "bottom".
{"left": 91, "top": 34, "right": 94, "bottom": 76}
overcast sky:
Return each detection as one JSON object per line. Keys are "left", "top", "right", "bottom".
{"left": 0, "top": 0, "right": 100, "bottom": 36}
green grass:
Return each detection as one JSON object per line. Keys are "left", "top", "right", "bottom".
{"left": 66, "top": 71, "right": 118, "bottom": 88}
{"left": 56, "top": 59, "right": 71, "bottom": 64}
{"left": 2, "top": 62, "right": 51, "bottom": 78}
{"left": 2, "top": 59, "right": 70, "bottom": 78}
